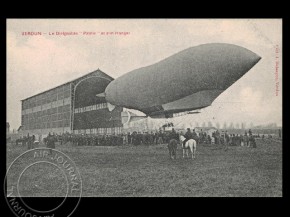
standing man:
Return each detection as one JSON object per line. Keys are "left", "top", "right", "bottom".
{"left": 244, "top": 132, "right": 249, "bottom": 147}
{"left": 27, "top": 133, "right": 31, "bottom": 150}
{"left": 157, "top": 130, "right": 163, "bottom": 145}
{"left": 149, "top": 132, "right": 154, "bottom": 145}
{"left": 224, "top": 131, "right": 229, "bottom": 151}
{"left": 216, "top": 130, "right": 220, "bottom": 145}
{"left": 46, "top": 133, "right": 56, "bottom": 154}
{"left": 127, "top": 132, "right": 131, "bottom": 145}
{"left": 154, "top": 132, "right": 158, "bottom": 145}
{"left": 199, "top": 129, "right": 203, "bottom": 144}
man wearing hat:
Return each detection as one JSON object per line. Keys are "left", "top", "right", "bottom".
{"left": 183, "top": 128, "right": 193, "bottom": 148}
{"left": 192, "top": 129, "right": 198, "bottom": 142}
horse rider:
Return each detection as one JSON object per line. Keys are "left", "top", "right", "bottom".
{"left": 183, "top": 128, "right": 193, "bottom": 148}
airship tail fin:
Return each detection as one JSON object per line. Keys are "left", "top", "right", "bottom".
{"left": 96, "top": 92, "right": 106, "bottom": 97}
{"left": 107, "top": 102, "right": 116, "bottom": 111}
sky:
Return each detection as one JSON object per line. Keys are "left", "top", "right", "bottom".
{"left": 7, "top": 19, "right": 282, "bottom": 130}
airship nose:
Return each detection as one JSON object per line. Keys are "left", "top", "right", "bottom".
{"left": 236, "top": 49, "right": 261, "bottom": 77}
{"left": 252, "top": 53, "right": 261, "bottom": 64}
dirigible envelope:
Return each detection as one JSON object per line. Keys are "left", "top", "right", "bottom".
{"left": 104, "top": 43, "right": 261, "bottom": 118}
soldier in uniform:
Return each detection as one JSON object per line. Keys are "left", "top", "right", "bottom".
{"left": 224, "top": 131, "right": 229, "bottom": 151}
{"left": 244, "top": 132, "right": 249, "bottom": 147}
{"left": 215, "top": 130, "right": 220, "bottom": 145}
{"left": 46, "top": 133, "right": 55, "bottom": 154}
{"left": 157, "top": 130, "right": 163, "bottom": 144}
{"left": 26, "top": 133, "right": 31, "bottom": 150}
{"left": 192, "top": 129, "right": 198, "bottom": 144}
{"left": 199, "top": 129, "right": 203, "bottom": 144}
{"left": 149, "top": 132, "right": 154, "bottom": 145}
{"left": 169, "top": 128, "right": 179, "bottom": 141}
{"left": 127, "top": 132, "right": 132, "bottom": 145}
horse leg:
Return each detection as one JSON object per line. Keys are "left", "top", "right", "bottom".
{"left": 190, "top": 146, "right": 194, "bottom": 159}
{"left": 186, "top": 149, "right": 189, "bottom": 158}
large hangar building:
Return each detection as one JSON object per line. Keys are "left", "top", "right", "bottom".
{"left": 21, "top": 69, "right": 123, "bottom": 138}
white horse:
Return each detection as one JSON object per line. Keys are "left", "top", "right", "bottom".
{"left": 180, "top": 135, "right": 197, "bottom": 159}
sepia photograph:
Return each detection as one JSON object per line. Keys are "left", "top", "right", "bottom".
{"left": 6, "top": 18, "right": 282, "bottom": 211}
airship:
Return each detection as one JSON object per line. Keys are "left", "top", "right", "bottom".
{"left": 99, "top": 43, "right": 261, "bottom": 119}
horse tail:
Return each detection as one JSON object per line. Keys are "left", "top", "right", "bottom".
{"left": 193, "top": 139, "right": 197, "bottom": 149}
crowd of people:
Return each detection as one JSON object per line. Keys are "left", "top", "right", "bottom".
{"left": 211, "top": 129, "right": 257, "bottom": 148}
{"left": 15, "top": 128, "right": 258, "bottom": 150}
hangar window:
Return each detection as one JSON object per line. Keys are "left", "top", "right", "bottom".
{"left": 64, "top": 91, "right": 70, "bottom": 98}
{"left": 58, "top": 106, "right": 63, "bottom": 113}
{"left": 100, "top": 128, "right": 104, "bottom": 134}
{"left": 64, "top": 119, "right": 70, "bottom": 127}
{"left": 107, "top": 128, "right": 111, "bottom": 134}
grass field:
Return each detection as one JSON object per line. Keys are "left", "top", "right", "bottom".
{"left": 6, "top": 138, "right": 282, "bottom": 197}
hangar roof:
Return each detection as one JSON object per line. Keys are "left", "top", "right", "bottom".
{"left": 21, "top": 69, "right": 113, "bottom": 102}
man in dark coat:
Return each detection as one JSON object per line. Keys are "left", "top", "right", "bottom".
{"left": 224, "top": 131, "right": 229, "bottom": 151}
{"left": 169, "top": 128, "right": 179, "bottom": 141}
{"left": 27, "top": 133, "right": 31, "bottom": 150}
{"left": 192, "top": 129, "right": 199, "bottom": 143}
{"left": 183, "top": 128, "right": 193, "bottom": 148}
{"left": 46, "top": 133, "right": 56, "bottom": 154}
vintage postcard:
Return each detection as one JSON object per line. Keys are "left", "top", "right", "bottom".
{"left": 6, "top": 18, "right": 282, "bottom": 216}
